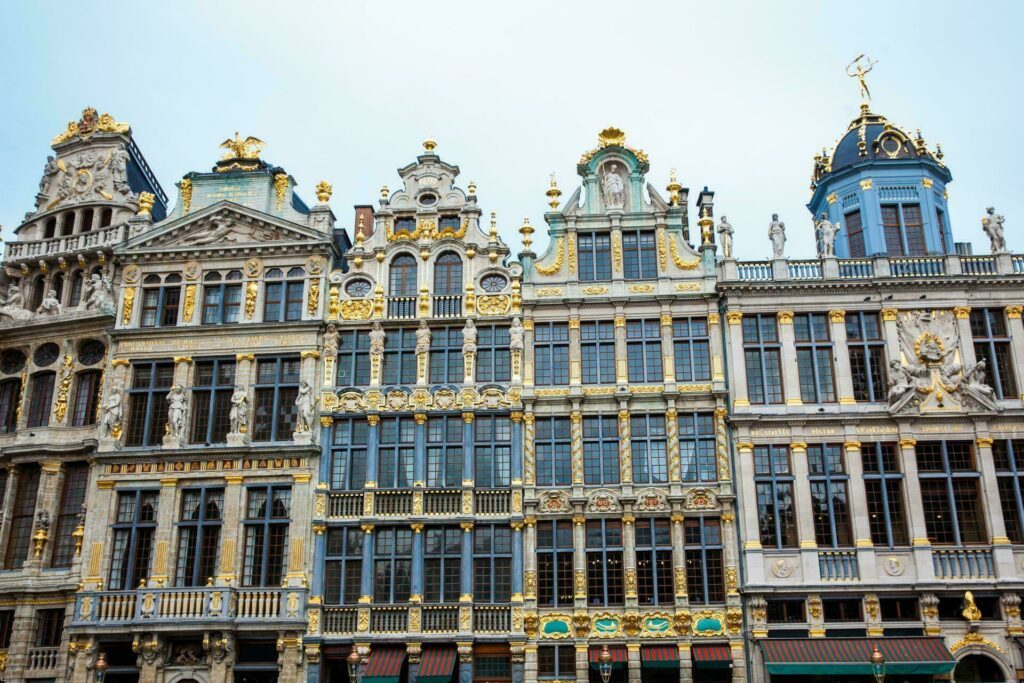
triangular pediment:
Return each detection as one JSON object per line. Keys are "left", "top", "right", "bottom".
{"left": 118, "top": 201, "right": 329, "bottom": 254}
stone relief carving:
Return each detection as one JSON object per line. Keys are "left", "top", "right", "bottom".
{"left": 634, "top": 489, "right": 670, "bottom": 512}
{"left": 415, "top": 320, "right": 431, "bottom": 356}
{"left": 84, "top": 273, "right": 116, "bottom": 315}
{"left": 586, "top": 489, "right": 621, "bottom": 513}
{"left": 771, "top": 558, "right": 794, "bottom": 578}
{"left": 462, "top": 318, "right": 477, "bottom": 355}
{"left": 538, "top": 490, "right": 571, "bottom": 514}
{"left": 35, "top": 144, "right": 136, "bottom": 212}
{"left": 369, "top": 322, "right": 386, "bottom": 355}
{"left": 0, "top": 283, "right": 33, "bottom": 321}
{"left": 509, "top": 317, "right": 524, "bottom": 351}
{"left": 36, "top": 289, "right": 61, "bottom": 316}
{"left": 682, "top": 487, "right": 719, "bottom": 511}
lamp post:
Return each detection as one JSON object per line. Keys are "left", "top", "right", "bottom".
{"left": 598, "top": 645, "right": 613, "bottom": 683}
{"left": 346, "top": 650, "right": 361, "bottom": 683}
{"left": 94, "top": 652, "right": 108, "bottom": 683}
{"left": 870, "top": 646, "right": 885, "bottom": 683}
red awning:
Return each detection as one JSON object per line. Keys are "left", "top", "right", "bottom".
{"left": 641, "top": 645, "right": 679, "bottom": 663}
{"left": 691, "top": 644, "right": 731, "bottom": 663}
{"left": 588, "top": 645, "right": 628, "bottom": 663}
{"left": 418, "top": 647, "right": 456, "bottom": 682}
{"left": 364, "top": 647, "right": 406, "bottom": 681}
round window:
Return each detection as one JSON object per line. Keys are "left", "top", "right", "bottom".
{"left": 78, "top": 339, "right": 106, "bottom": 366}
{"left": 0, "top": 349, "right": 27, "bottom": 375}
{"left": 33, "top": 342, "right": 60, "bottom": 367}
{"left": 345, "top": 279, "right": 372, "bottom": 298}
{"left": 418, "top": 193, "right": 437, "bottom": 206}
{"left": 481, "top": 274, "right": 508, "bottom": 293}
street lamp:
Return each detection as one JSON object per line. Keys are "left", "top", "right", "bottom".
{"left": 598, "top": 645, "right": 613, "bottom": 683}
{"left": 346, "top": 650, "right": 361, "bottom": 682}
{"left": 94, "top": 652, "right": 108, "bottom": 683}
{"left": 869, "top": 646, "right": 885, "bottom": 683}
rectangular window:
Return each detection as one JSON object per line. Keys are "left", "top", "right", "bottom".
{"left": 124, "top": 361, "right": 174, "bottom": 447}
{"left": 881, "top": 205, "right": 905, "bottom": 256}
{"left": 4, "top": 464, "right": 40, "bottom": 569}
{"left": 794, "top": 313, "right": 836, "bottom": 403}
{"left": 140, "top": 284, "right": 181, "bottom": 328}
{"left": 242, "top": 486, "right": 291, "bottom": 587}
{"left": 846, "top": 312, "right": 887, "bottom": 402}
{"left": 378, "top": 416, "right": 415, "bottom": 488}
{"left": 537, "top": 645, "right": 575, "bottom": 680}
{"left": 881, "top": 597, "right": 920, "bottom": 622}
{"left": 970, "top": 308, "right": 1017, "bottom": 400}
{"left": 325, "top": 527, "right": 363, "bottom": 605}
{"left": 26, "top": 372, "right": 55, "bottom": 428}
{"left": 190, "top": 359, "right": 236, "bottom": 444}
{"left": 537, "top": 520, "right": 574, "bottom": 607}
{"left": 743, "top": 315, "right": 783, "bottom": 404}
{"left": 577, "top": 232, "right": 613, "bottom": 281}
{"left": 807, "top": 444, "right": 852, "bottom": 547}
{"left": 672, "top": 317, "right": 711, "bottom": 382}
{"left": 477, "top": 325, "right": 511, "bottom": 383}
{"left": 823, "top": 598, "right": 863, "bottom": 622}
{"left": 108, "top": 490, "right": 159, "bottom": 590}
{"left": 252, "top": 357, "right": 300, "bottom": 442}
{"left": 71, "top": 370, "right": 102, "bottom": 427}
{"left": 580, "top": 321, "right": 616, "bottom": 384}
{"left": 862, "top": 442, "right": 909, "bottom": 547}
{"left": 336, "top": 329, "right": 371, "bottom": 386}
{"left": 766, "top": 599, "right": 805, "bottom": 623}
{"left": 373, "top": 527, "right": 412, "bottom": 603}
{"left": 685, "top": 517, "right": 724, "bottom": 604}
{"left": 845, "top": 209, "right": 865, "bottom": 257}
{"left": 427, "top": 415, "right": 463, "bottom": 488}
{"left": 916, "top": 441, "right": 987, "bottom": 545}
{"left": 902, "top": 204, "right": 926, "bottom": 255}
{"left": 583, "top": 415, "right": 619, "bottom": 485}
{"left": 936, "top": 207, "right": 948, "bottom": 252}
{"left": 175, "top": 488, "right": 223, "bottom": 586}
{"left": 622, "top": 229, "right": 657, "bottom": 279}
{"left": 474, "top": 525, "right": 512, "bottom": 603}
{"left": 202, "top": 277, "right": 243, "bottom": 324}
{"left": 631, "top": 415, "right": 667, "bottom": 484}
{"left": 626, "top": 320, "right": 663, "bottom": 383}
{"left": 424, "top": 526, "right": 462, "bottom": 603}
{"left": 0, "top": 610, "right": 13, "bottom": 649}
{"left": 635, "top": 518, "right": 673, "bottom": 606}
{"left": 0, "top": 378, "right": 22, "bottom": 433}
{"left": 536, "top": 417, "right": 571, "bottom": 487}
{"left": 51, "top": 462, "right": 88, "bottom": 568}
{"left": 994, "top": 440, "right": 1024, "bottom": 544}
{"left": 586, "top": 519, "right": 624, "bottom": 606}
{"left": 384, "top": 328, "right": 418, "bottom": 385}
{"left": 678, "top": 412, "right": 716, "bottom": 483}
{"left": 331, "top": 418, "right": 368, "bottom": 491}
{"left": 881, "top": 204, "right": 926, "bottom": 257}
{"left": 534, "top": 323, "right": 569, "bottom": 386}
{"left": 754, "top": 445, "right": 797, "bottom": 548}
{"left": 429, "top": 327, "right": 464, "bottom": 384}
{"left": 35, "top": 608, "right": 64, "bottom": 647}
{"left": 475, "top": 415, "right": 511, "bottom": 488}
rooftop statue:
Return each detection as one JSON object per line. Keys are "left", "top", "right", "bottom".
{"left": 815, "top": 213, "right": 837, "bottom": 257}
{"left": 768, "top": 214, "right": 786, "bottom": 259}
{"left": 220, "top": 132, "right": 265, "bottom": 160}
{"left": 982, "top": 207, "right": 1006, "bottom": 254}
{"left": 717, "top": 216, "right": 734, "bottom": 258}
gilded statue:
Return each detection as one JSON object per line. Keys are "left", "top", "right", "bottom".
{"left": 962, "top": 591, "right": 982, "bottom": 621}
{"left": 220, "top": 132, "right": 265, "bottom": 160}
{"left": 846, "top": 54, "right": 877, "bottom": 102}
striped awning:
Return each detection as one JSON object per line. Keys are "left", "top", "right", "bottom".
{"left": 760, "top": 637, "right": 956, "bottom": 676}
{"left": 691, "top": 644, "right": 732, "bottom": 670}
{"left": 589, "top": 645, "right": 628, "bottom": 670}
{"left": 641, "top": 645, "right": 679, "bottom": 669}
{"left": 364, "top": 647, "right": 406, "bottom": 683}
{"left": 417, "top": 646, "right": 456, "bottom": 683}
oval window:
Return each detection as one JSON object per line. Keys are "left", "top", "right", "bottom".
{"left": 345, "top": 279, "right": 372, "bottom": 298}
{"left": 78, "top": 339, "right": 107, "bottom": 366}
{"left": 481, "top": 274, "right": 508, "bottom": 293}
{"left": 418, "top": 193, "right": 437, "bottom": 206}
{"left": 33, "top": 342, "right": 60, "bottom": 367}
{"left": 0, "top": 349, "right": 27, "bottom": 375}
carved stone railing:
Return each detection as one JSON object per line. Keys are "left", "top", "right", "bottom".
{"left": 4, "top": 223, "right": 126, "bottom": 262}
{"left": 421, "top": 605, "right": 460, "bottom": 633}
{"left": 818, "top": 550, "right": 859, "bottom": 581}
{"left": 735, "top": 261, "right": 773, "bottom": 281}
{"left": 322, "top": 607, "right": 359, "bottom": 635}
{"left": 374, "top": 490, "right": 413, "bottom": 516}
{"left": 787, "top": 260, "right": 822, "bottom": 280}
{"left": 890, "top": 256, "right": 945, "bottom": 278}
{"left": 727, "top": 253, "right": 1020, "bottom": 283}
{"left": 387, "top": 296, "right": 417, "bottom": 319}
{"left": 26, "top": 646, "right": 60, "bottom": 671}
{"left": 475, "top": 489, "right": 511, "bottom": 516}
{"left": 932, "top": 548, "right": 995, "bottom": 580}
{"left": 423, "top": 490, "right": 461, "bottom": 515}
{"left": 473, "top": 605, "right": 511, "bottom": 633}
{"left": 960, "top": 255, "right": 997, "bottom": 275}
{"left": 369, "top": 606, "right": 408, "bottom": 633}
{"left": 432, "top": 295, "right": 463, "bottom": 318}
{"left": 1012, "top": 255, "right": 1024, "bottom": 274}
{"left": 327, "top": 492, "right": 362, "bottom": 518}
{"left": 837, "top": 259, "right": 874, "bottom": 279}
{"left": 70, "top": 587, "right": 306, "bottom": 627}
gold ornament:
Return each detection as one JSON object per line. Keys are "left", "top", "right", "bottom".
{"left": 137, "top": 192, "right": 155, "bottom": 216}
{"left": 179, "top": 178, "right": 192, "bottom": 215}
{"left": 315, "top": 180, "right": 333, "bottom": 204}
{"left": 220, "top": 132, "right": 264, "bottom": 160}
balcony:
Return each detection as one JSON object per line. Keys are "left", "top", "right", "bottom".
{"left": 369, "top": 606, "right": 408, "bottom": 632}
{"left": 932, "top": 548, "right": 994, "bottom": 580}
{"left": 323, "top": 607, "right": 359, "bottom": 635}
{"left": 432, "top": 295, "right": 463, "bottom": 318}
{"left": 890, "top": 256, "right": 945, "bottom": 277}
{"left": 475, "top": 490, "right": 511, "bottom": 516}
{"left": 474, "top": 605, "right": 511, "bottom": 633}
{"left": 818, "top": 550, "right": 859, "bottom": 581}
{"left": 422, "top": 605, "right": 459, "bottom": 633}
{"left": 319, "top": 604, "right": 513, "bottom": 636}
{"left": 26, "top": 646, "right": 61, "bottom": 672}
{"left": 70, "top": 586, "right": 306, "bottom": 628}
{"left": 387, "top": 296, "right": 417, "bottom": 319}
{"left": 727, "top": 253, "right": 1020, "bottom": 283}
{"left": 4, "top": 223, "right": 126, "bottom": 263}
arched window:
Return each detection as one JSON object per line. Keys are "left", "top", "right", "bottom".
{"left": 389, "top": 254, "right": 418, "bottom": 297}
{"left": 51, "top": 273, "right": 65, "bottom": 305}
{"left": 434, "top": 252, "right": 463, "bottom": 296}
{"left": 26, "top": 371, "right": 56, "bottom": 428}
{"left": 80, "top": 209, "right": 94, "bottom": 233}
{"left": 100, "top": 208, "right": 113, "bottom": 228}
{"left": 68, "top": 271, "right": 85, "bottom": 308}
{"left": 263, "top": 268, "right": 304, "bottom": 322}
{"left": 29, "top": 276, "right": 45, "bottom": 312}
{"left": 71, "top": 370, "right": 102, "bottom": 427}
{"left": 60, "top": 212, "right": 74, "bottom": 237}
{"left": 43, "top": 218, "right": 56, "bottom": 239}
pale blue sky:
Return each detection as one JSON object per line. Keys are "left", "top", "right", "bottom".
{"left": 1, "top": 1, "right": 1021, "bottom": 260}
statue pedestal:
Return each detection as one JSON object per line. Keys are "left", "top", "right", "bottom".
{"left": 822, "top": 256, "right": 839, "bottom": 279}
{"left": 772, "top": 258, "right": 789, "bottom": 280}
{"left": 162, "top": 435, "right": 183, "bottom": 449}
{"left": 227, "top": 431, "right": 250, "bottom": 447}
{"left": 292, "top": 431, "right": 313, "bottom": 446}
{"left": 996, "top": 252, "right": 1013, "bottom": 274}
{"left": 98, "top": 437, "right": 121, "bottom": 452}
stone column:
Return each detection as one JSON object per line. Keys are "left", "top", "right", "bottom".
{"left": 218, "top": 475, "right": 245, "bottom": 585}
{"left": 149, "top": 477, "right": 179, "bottom": 585}
{"left": 413, "top": 413, "right": 427, "bottom": 487}
{"left": 898, "top": 437, "right": 935, "bottom": 581}
{"left": 462, "top": 412, "right": 475, "bottom": 486}
{"left": 573, "top": 514, "right": 587, "bottom": 607}
{"left": 789, "top": 442, "right": 819, "bottom": 579}
{"left": 661, "top": 311, "right": 676, "bottom": 384}
{"left": 828, "top": 310, "right": 857, "bottom": 405}
{"left": 523, "top": 318, "right": 535, "bottom": 387}
{"left": 880, "top": 308, "right": 901, "bottom": 361}
{"left": 410, "top": 523, "right": 424, "bottom": 604}
{"left": 511, "top": 522, "right": 525, "bottom": 601}
{"left": 678, "top": 643, "right": 692, "bottom": 683}
{"left": 623, "top": 513, "right": 637, "bottom": 606}
{"left": 708, "top": 312, "right": 726, "bottom": 391}
{"left": 570, "top": 410, "right": 584, "bottom": 487}
{"left": 725, "top": 312, "right": 749, "bottom": 408}
{"left": 510, "top": 411, "right": 524, "bottom": 484}
{"left": 523, "top": 412, "right": 536, "bottom": 487}
{"left": 775, "top": 311, "right": 803, "bottom": 407}
{"left": 29, "top": 460, "right": 64, "bottom": 569}
{"left": 626, "top": 642, "right": 642, "bottom": 683}
{"left": 524, "top": 645, "right": 538, "bottom": 683}
{"left": 671, "top": 513, "right": 687, "bottom": 603}
{"left": 0, "top": 465, "right": 15, "bottom": 560}
{"left": 287, "top": 473, "right": 313, "bottom": 587}
{"left": 523, "top": 517, "right": 537, "bottom": 602}
{"left": 735, "top": 441, "right": 764, "bottom": 583}
{"left": 311, "top": 523, "right": 327, "bottom": 600}
{"left": 614, "top": 311, "right": 628, "bottom": 385}
{"left": 318, "top": 418, "right": 333, "bottom": 484}
{"left": 568, "top": 315, "right": 582, "bottom": 387}
{"left": 666, "top": 407, "right": 681, "bottom": 484}
{"left": 618, "top": 407, "right": 633, "bottom": 486}
{"left": 365, "top": 415, "right": 380, "bottom": 488}
{"left": 1005, "top": 306, "right": 1024, "bottom": 400}
{"left": 843, "top": 441, "right": 877, "bottom": 582}
{"left": 359, "top": 525, "right": 375, "bottom": 602}
{"left": 574, "top": 643, "right": 589, "bottom": 683}
{"left": 977, "top": 436, "right": 1015, "bottom": 577}
{"left": 953, "top": 306, "right": 978, "bottom": 367}
{"left": 460, "top": 522, "right": 474, "bottom": 602}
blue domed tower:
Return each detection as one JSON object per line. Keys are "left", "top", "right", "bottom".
{"left": 807, "top": 62, "right": 953, "bottom": 258}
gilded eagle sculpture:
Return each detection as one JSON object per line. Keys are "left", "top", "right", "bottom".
{"left": 220, "top": 132, "right": 265, "bottom": 160}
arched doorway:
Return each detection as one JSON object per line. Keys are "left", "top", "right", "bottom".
{"left": 953, "top": 653, "right": 1008, "bottom": 682}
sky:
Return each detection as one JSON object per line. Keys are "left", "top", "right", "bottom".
{"left": 1, "top": 1, "right": 1022, "bottom": 260}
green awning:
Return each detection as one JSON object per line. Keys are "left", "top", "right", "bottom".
{"left": 761, "top": 637, "right": 955, "bottom": 676}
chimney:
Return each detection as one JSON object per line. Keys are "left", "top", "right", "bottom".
{"left": 353, "top": 205, "right": 375, "bottom": 240}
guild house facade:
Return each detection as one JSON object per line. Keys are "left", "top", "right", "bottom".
{"left": 1, "top": 60, "right": 1023, "bottom": 683}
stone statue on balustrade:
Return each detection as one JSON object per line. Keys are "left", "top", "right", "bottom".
{"left": 815, "top": 213, "right": 837, "bottom": 257}
{"left": 982, "top": 207, "right": 1006, "bottom": 253}
{"left": 717, "top": 216, "right": 734, "bottom": 258}
{"left": 768, "top": 214, "right": 786, "bottom": 258}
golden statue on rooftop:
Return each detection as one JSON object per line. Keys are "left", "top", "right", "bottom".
{"left": 846, "top": 54, "right": 877, "bottom": 103}
{"left": 220, "top": 132, "right": 265, "bottom": 160}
